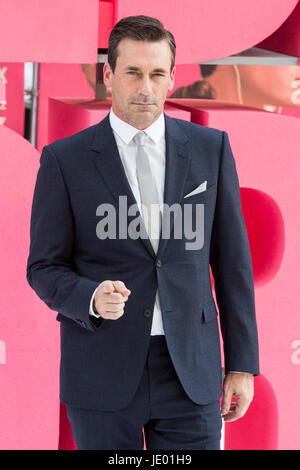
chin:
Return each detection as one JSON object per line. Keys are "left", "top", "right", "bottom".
{"left": 132, "top": 112, "right": 154, "bottom": 122}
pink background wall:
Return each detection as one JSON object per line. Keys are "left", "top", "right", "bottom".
{"left": 115, "top": 0, "right": 299, "bottom": 63}
{"left": 0, "top": 0, "right": 99, "bottom": 63}
{"left": 0, "top": 63, "right": 24, "bottom": 134}
{"left": 257, "top": 1, "right": 300, "bottom": 60}
{"left": 0, "top": 124, "right": 60, "bottom": 449}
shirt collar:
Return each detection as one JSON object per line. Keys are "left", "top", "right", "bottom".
{"left": 109, "top": 107, "right": 165, "bottom": 145}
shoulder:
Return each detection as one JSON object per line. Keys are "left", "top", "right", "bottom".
{"left": 47, "top": 121, "right": 100, "bottom": 159}
{"left": 171, "top": 116, "right": 222, "bottom": 137}
{"left": 166, "top": 115, "right": 224, "bottom": 151}
{"left": 45, "top": 112, "right": 111, "bottom": 162}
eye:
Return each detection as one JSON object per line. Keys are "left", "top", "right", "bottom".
{"left": 152, "top": 73, "right": 166, "bottom": 79}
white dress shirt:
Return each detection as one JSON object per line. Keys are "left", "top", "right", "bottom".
{"left": 89, "top": 107, "right": 166, "bottom": 335}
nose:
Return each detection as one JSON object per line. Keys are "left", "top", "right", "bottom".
{"left": 137, "top": 75, "right": 152, "bottom": 96}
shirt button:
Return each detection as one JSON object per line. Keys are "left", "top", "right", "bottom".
{"left": 156, "top": 259, "right": 162, "bottom": 268}
{"left": 144, "top": 309, "right": 152, "bottom": 318}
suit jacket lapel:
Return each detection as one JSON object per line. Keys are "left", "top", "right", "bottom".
{"left": 158, "top": 114, "right": 190, "bottom": 258}
{"left": 89, "top": 112, "right": 190, "bottom": 259}
{"left": 90, "top": 114, "right": 156, "bottom": 258}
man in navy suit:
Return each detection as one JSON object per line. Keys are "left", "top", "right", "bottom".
{"left": 27, "top": 15, "right": 259, "bottom": 450}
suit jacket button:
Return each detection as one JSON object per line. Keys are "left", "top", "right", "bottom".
{"left": 156, "top": 259, "right": 162, "bottom": 267}
{"left": 144, "top": 309, "right": 152, "bottom": 318}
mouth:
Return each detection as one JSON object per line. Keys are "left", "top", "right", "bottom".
{"left": 132, "top": 103, "right": 155, "bottom": 106}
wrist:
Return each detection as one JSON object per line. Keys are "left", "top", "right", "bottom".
{"left": 227, "top": 371, "right": 253, "bottom": 375}
{"left": 92, "top": 297, "right": 100, "bottom": 316}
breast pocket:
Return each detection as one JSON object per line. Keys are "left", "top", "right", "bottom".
{"left": 182, "top": 183, "right": 217, "bottom": 203}
{"left": 179, "top": 184, "right": 217, "bottom": 251}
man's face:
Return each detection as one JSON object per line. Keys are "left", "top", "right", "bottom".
{"left": 103, "top": 38, "right": 176, "bottom": 129}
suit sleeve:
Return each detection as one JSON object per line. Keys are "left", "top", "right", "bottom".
{"left": 209, "top": 131, "right": 260, "bottom": 375}
{"left": 26, "top": 144, "right": 101, "bottom": 332}
{"left": 89, "top": 287, "right": 102, "bottom": 317}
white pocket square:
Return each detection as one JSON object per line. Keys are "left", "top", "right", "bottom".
{"left": 183, "top": 180, "right": 207, "bottom": 198}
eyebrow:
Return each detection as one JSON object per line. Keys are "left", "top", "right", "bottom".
{"left": 124, "top": 66, "right": 168, "bottom": 74}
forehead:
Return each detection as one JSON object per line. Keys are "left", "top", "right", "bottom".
{"left": 116, "top": 38, "right": 172, "bottom": 70}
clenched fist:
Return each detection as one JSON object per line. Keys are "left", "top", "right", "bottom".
{"left": 93, "top": 280, "right": 131, "bottom": 320}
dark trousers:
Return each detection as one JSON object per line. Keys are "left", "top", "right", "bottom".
{"left": 66, "top": 335, "right": 222, "bottom": 450}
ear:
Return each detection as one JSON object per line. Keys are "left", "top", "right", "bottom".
{"left": 168, "top": 66, "right": 176, "bottom": 91}
{"left": 103, "top": 62, "right": 113, "bottom": 88}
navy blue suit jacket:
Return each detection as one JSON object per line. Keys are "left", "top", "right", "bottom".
{"left": 27, "top": 113, "right": 259, "bottom": 411}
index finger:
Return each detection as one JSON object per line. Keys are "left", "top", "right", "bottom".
{"left": 113, "top": 280, "right": 131, "bottom": 295}
{"left": 103, "top": 291, "right": 128, "bottom": 302}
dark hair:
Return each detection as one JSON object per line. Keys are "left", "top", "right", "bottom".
{"left": 108, "top": 15, "right": 176, "bottom": 73}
